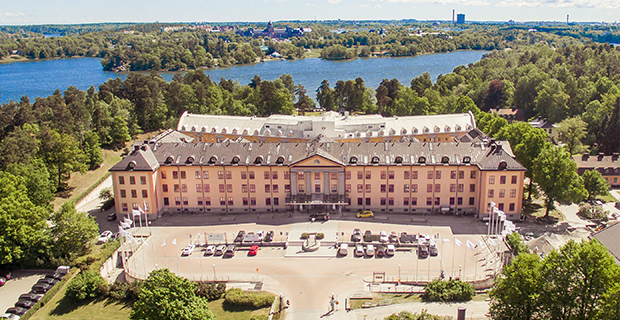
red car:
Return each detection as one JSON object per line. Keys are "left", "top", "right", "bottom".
{"left": 249, "top": 245, "right": 259, "bottom": 256}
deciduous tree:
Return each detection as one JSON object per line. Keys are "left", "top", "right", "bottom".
{"left": 582, "top": 169, "right": 609, "bottom": 201}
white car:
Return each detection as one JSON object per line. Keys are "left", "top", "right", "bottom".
{"left": 204, "top": 245, "right": 215, "bottom": 256}
{"left": 182, "top": 245, "right": 195, "bottom": 256}
{"left": 97, "top": 230, "right": 113, "bottom": 243}
{"left": 386, "top": 244, "right": 395, "bottom": 256}
{"left": 379, "top": 231, "right": 388, "bottom": 243}
{"left": 338, "top": 243, "right": 348, "bottom": 256}
{"left": 365, "top": 244, "right": 375, "bottom": 257}
{"left": 355, "top": 245, "right": 364, "bottom": 257}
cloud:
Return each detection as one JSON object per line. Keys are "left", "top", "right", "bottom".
{"left": 496, "top": 0, "right": 620, "bottom": 8}
{"left": 0, "top": 11, "right": 25, "bottom": 18}
{"left": 328, "top": 0, "right": 342, "bottom": 3}
{"left": 380, "top": 0, "right": 491, "bottom": 6}
{"left": 305, "top": 2, "right": 317, "bottom": 5}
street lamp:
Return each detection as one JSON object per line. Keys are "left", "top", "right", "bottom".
{"left": 212, "top": 264, "right": 216, "bottom": 279}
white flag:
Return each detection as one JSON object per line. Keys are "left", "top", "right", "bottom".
{"left": 139, "top": 206, "right": 145, "bottom": 214}
{"left": 171, "top": 238, "right": 177, "bottom": 245}
{"left": 132, "top": 209, "right": 141, "bottom": 217}
{"left": 454, "top": 238, "right": 462, "bottom": 246}
{"left": 466, "top": 239, "right": 476, "bottom": 250}
{"left": 442, "top": 238, "right": 450, "bottom": 243}
{"left": 143, "top": 239, "right": 148, "bottom": 247}
{"left": 488, "top": 238, "right": 497, "bottom": 246}
{"left": 478, "top": 239, "right": 486, "bottom": 248}
{"left": 161, "top": 239, "right": 166, "bottom": 247}
{"left": 125, "top": 233, "right": 138, "bottom": 245}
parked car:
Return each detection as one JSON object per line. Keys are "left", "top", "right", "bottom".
{"left": 18, "top": 293, "right": 42, "bottom": 302}
{"left": 36, "top": 278, "right": 58, "bottom": 286}
{"left": 224, "top": 245, "right": 236, "bottom": 257}
{"left": 107, "top": 212, "right": 117, "bottom": 221}
{"left": 389, "top": 231, "right": 398, "bottom": 243}
{"left": 363, "top": 230, "right": 373, "bottom": 242}
{"left": 256, "top": 230, "right": 265, "bottom": 238}
{"left": 386, "top": 244, "right": 395, "bottom": 256}
{"left": 204, "top": 245, "right": 215, "bottom": 256}
{"left": 379, "top": 231, "right": 388, "bottom": 243}
{"left": 5, "top": 307, "right": 27, "bottom": 316}
{"left": 55, "top": 266, "right": 70, "bottom": 276}
{"left": 0, "top": 278, "right": 4, "bottom": 286}
{"left": 234, "top": 231, "right": 245, "bottom": 242}
{"left": 375, "top": 245, "right": 386, "bottom": 257}
{"left": 355, "top": 245, "right": 364, "bottom": 257}
{"left": 14, "top": 300, "right": 34, "bottom": 309}
{"left": 365, "top": 244, "right": 375, "bottom": 257}
{"left": 215, "top": 245, "right": 226, "bottom": 256}
{"left": 338, "top": 243, "right": 348, "bottom": 256}
{"left": 399, "top": 232, "right": 409, "bottom": 243}
{"left": 97, "top": 230, "right": 113, "bottom": 244}
{"left": 0, "top": 313, "right": 20, "bottom": 320}
{"left": 264, "top": 231, "right": 274, "bottom": 242}
{"left": 429, "top": 244, "right": 438, "bottom": 256}
{"left": 310, "top": 213, "right": 330, "bottom": 221}
{"left": 181, "top": 245, "right": 195, "bottom": 256}
{"left": 351, "top": 229, "right": 362, "bottom": 242}
{"left": 32, "top": 284, "right": 51, "bottom": 293}
{"left": 249, "top": 245, "right": 259, "bottom": 256}
{"left": 356, "top": 210, "right": 374, "bottom": 218}
{"left": 615, "top": 201, "right": 620, "bottom": 209}
{"left": 418, "top": 245, "right": 429, "bottom": 259}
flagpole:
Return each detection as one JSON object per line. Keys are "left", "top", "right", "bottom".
{"left": 142, "top": 240, "right": 147, "bottom": 278}
{"left": 163, "top": 237, "right": 168, "bottom": 269}
{"left": 463, "top": 241, "right": 468, "bottom": 281}
{"left": 451, "top": 238, "right": 456, "bottom": 278}
{"left": 151, "top": 236, "right": 156, "bottom": 270}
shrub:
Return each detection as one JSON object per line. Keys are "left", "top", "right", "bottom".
{"left": 196, "top": 282, "right": 227, "bottom": 300}
{"left": 300, "top": 233, "right": 308, "bottom": 239}
{"left": 422, "top": 279, "right": 474, "bottom": 302}
{"left": 316, "top": 233, "right": 324, "bottom": 240}
{"left": 109, "top": 280, "right": 141, "bottom": 301}
{"left": 386, "top": 310, "right": 452, "bottom": 320}
{"left": 578, "top": 204, "right": 609, "bottom": 220}
{"left": 66, "top": 270, "right": 108, "bottom": 302}
{"left": 224, "top": 288, "right": 275, "bottom": 309}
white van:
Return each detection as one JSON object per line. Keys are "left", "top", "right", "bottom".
{"left": 339, "top": 243, "right": 348, "bottom": 256}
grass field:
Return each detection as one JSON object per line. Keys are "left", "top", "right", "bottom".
{"left": 207, "top": 299, "right": 271, "bottom": 320}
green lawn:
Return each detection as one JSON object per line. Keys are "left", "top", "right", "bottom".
{"left": 207, "top": 299, "right": 271, "bottom": 320}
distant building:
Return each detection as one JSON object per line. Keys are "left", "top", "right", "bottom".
{"left": 237, "top": 21, "right": 308, "bottom": 39}
{"left": 573, "top": 153, "right": 620, "bottom": 187}
{"left": 456, "top": 14, "right": 466, "bottom": 24}
{"left": 592, "top": 222, "right": 620, "bottom": 265}
{"left": 529, "top": 117, "right": 559, "bottom": 141}
{"left": 493, "top": 107, "right": 525, "bottom": 123}
{"left": 176, "top": 111, "right": 478, "bottom": 144}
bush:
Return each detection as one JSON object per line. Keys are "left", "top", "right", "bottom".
{"left": 316, "top": 233, "right": 324, "bottom": 240}
{"left": 224, "top": 288, "right": 275, "bottom": 309}
{"left": 101, "top": 197, "right": 115, "bottom": 211}
{"left": 66, "top": 270, "right": 108, "bottom": 302}
{"left": 386, "top": 310, "right": 452, "bottom": 320}
{"left": 422, "top": 279, "right": 475, "bottom": 302}
{"left": 578, "top": 204, "right": 609, "bottom": 220}
{"left": 196, "top": 282, "right": 226, "bottom": 300}
{"left": 300, "top": 233, "right": 308, "bottom": 239}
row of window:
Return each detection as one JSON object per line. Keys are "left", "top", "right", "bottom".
{"left": 118, "top": 176, "right": 147, "bottom": 185}
{"left": 119, "top": 189, "right": 148, "bottom": 198}
{"left": 488, "top": 189, "right": 518, "bottom": 198}
{"left": 160, "top": 197, "right": 282, "bottom": 207}
{"left": 120, "top": 203, "right": 150, "bottom": 212}
{"left": 160, "top": 170, "right": 293, "bottom": 180}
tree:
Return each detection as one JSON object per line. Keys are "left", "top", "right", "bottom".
{"left": 582, "top": 169, "right": 609, "bottom": 201}
{"left": 532, "top": 145, "right": 586, "bottom": 216}
{"left": 50, "top": 201, "right": 99, "bottom": 260}
{"left": 534, "top": 78, "right": 570, "bottom": 123}
{"left": 131, "top": 269, "right": 215, "bottom": 320}
{"left": 411, "top": 72, "right": 432, "bottom": 96}
{"left": 597, "top": 96, "right": 620, "bottom": 155}
{"left": 6, "top": 158, "right": 55, "bottom": 207}
{"left": 496, "top": 123, "right": 549, "bottom": 200}
{"left": 505, "top": 232, "right": 530, "bottom": 256}
{"left": 294, "top": 85, "right": 315, "bottom": 115}
{"left": 0, "top": 171, "right": 49, "bottom": 265}
{"left": 557, "top": 116, "right": 588, "bottom": 154}
{"left": 109, "top": 115, "right": 131, "bottom": 150}
{"left": 454, "top": 95, "right": 480, "bottom": 115}
{"left": 316, "top": 80, "right": 336, "bottom": 111}
{"left": 489, "top": 253, "right": 542, "bottom": 320}
{"left": 39, "top": 129, "right": 88, "bottom": 191}
{"left": 82, "top": 131, "right": 104, "bottom": 170}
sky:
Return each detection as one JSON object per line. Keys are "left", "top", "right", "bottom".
{"left": 1, "top": 0, "right": 619, "bottom": 25}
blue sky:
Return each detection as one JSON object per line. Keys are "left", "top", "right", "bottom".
{"left": 1, "top": 0, "right": 619, "bottom": 25}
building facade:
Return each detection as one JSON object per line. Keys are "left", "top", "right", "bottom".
{"left": 110, "top": 131, "right": 526, "bottom": 221}
{"left": 177, "top": 111, "right": 477, "bottom": 144}
{"left": 574, "top": 153, "right": 620, "bottom": 187}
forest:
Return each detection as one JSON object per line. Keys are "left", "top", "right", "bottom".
{"left": 2, "top": 29, "right": 620, "bottom": 267}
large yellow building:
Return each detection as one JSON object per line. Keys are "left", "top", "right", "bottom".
{"left": 110, "top": 128, "right": 526, "bottom": 221}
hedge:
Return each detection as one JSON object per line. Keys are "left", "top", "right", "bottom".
{"left": 224, "top": 288, "right": 275, "bottom": 309}
{"left": 422, "top": 279, "right": 475, "bottom": 302}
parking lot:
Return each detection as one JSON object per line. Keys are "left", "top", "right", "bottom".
{"left": 118, "top": 219, "right": 500, "bottom": 319}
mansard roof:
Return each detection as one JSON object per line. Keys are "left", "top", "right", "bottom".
{"left": 111, "top": 134, "right": 525, "bottom": 172}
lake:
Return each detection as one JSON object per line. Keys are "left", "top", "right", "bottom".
{"left": 0, "top": 51, "right": 486, "bottom": 104}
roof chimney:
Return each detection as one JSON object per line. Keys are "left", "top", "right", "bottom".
{"left": 582, "top": 153, "right": 590, "bottom": 161}
{"left": 598, "top": 153, "right": 605, "bottom": 161}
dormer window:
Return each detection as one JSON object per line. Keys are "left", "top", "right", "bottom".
{"left": 371, "top": 156, "right": 380, "bottom": 164}
{"left": 350, "top": 156, "right": 358, "bottom": 164}
{"left": 186, "top": 156, "right": 195, "bottom": 164}
{"left": 127, "top": 161, "right": 136, "bottom": 169}
{"left": 423, "top": 127, "right": 429, "bottom": 133}
{"left": 499, "top": 160, "right": 507, "bottom": 170}
{"left": 463, "top": 156, "right": 471, "bottom": 164}
{"left": 276, "top": 156, "right": 285, "bottom": 164}
{"left": 165, "top": 156, "right": 174, "bottom": 164}
{"left": 418, "top": 156, "right": 426, "bottom": 164}
{"left": 208, "top": 156, "right": 218, "bottom": 164}
{"left": 401, "top": 128, "right": 407, "bottom": 135}
{"left": 395, "top": 156, "right": 403, "bottom": 164}
{"left": 231, "top": 156, "right": 240, "bottom": 164}
{"left": 441, "top": 156, "right": 449, "bottom": 164}
{"left": 254, "top": 156, "right": 264, "bottom": 164}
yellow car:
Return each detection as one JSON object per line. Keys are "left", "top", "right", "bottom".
{"left": 356, "top": 210, "right": 374, "bottom": 218}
